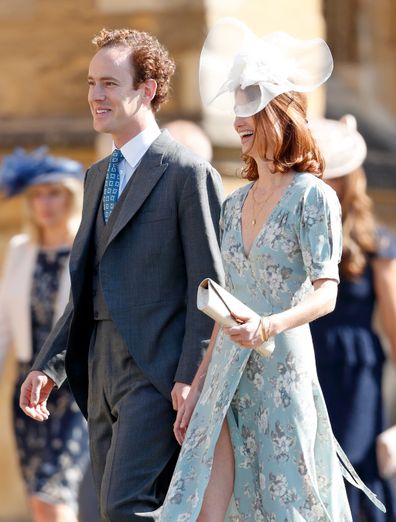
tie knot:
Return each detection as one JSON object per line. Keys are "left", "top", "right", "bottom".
{"left": 111, "top": 148, "right": 124, "bottom": 164}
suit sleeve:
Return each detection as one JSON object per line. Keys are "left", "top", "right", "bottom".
{"left": 30, "top": 167, "right": 91, "bottom": 387}
{"left": 174, "top": 163, "right": 225, "bottom": 384}
{"left": 30, "top": 290, "right": 73, "bottom": 388}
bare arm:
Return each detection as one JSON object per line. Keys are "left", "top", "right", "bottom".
{"left": 226, "top": 278, "right": 337, "bottom": 348}
{"left": 173, "top": 322, "right": 220, "bottom": 444}
{"left": 190, "top": 322, "right": 220, "bottom": 392}
{"left": 269, "top": 278, "right": 337, "bottom": 336}
{"left": 373, "top": 258, "right": 396, "bottom": 362}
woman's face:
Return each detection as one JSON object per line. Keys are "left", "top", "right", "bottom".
{"left": 233, "top": 114, "right": 257, "bottom": 156}
{"left": 234, "top": 113, "right": 276, "bottom": 163}
{"left": 28, "top": 183, "right": 71, "bottom": 230}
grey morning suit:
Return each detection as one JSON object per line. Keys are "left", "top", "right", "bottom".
{"left": 32, "top": 130, "right": 224, "bottom": 521}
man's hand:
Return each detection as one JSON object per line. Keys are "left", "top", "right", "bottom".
{"left": 19, "top": 370, "right": 55, "bottom": 421}
{"left": 171, "top": 382, "right": 191, "bottom": 411}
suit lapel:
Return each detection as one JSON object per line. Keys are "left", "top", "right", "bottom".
{"left": 69, "top": 158, "right": 108, "bottom": 274}
{"left": 82, "top": 160, "right": 107, "bottom": 236}
{"left": 105, "top": 131, "right": 171, "bottom": 249}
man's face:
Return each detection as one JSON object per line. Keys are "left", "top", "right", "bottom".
{"left": 88, "top": 46, "right": 144, "bottom": 141}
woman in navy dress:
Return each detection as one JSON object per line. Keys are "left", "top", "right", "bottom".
{"left": 310, "top": 116, "right": 396, "bottom": 521}
{"left": 0, "top": 149, "right": 90, "bottom": 522}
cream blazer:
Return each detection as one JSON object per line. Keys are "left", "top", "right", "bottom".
{"left": 0, "top": 234, "right": 70, "bottom": 370}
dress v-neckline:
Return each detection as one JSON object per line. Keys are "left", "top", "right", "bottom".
{"left": 240, "top": 175, "right": 297, "bottom": 259}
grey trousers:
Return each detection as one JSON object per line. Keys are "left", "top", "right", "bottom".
{"left": 87, "top": 320, "right": 179, "bottom": 522}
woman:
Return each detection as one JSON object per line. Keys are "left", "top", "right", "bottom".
{"left": 160, "top": 19, "right": 384, "bottom": 521}
{"left": 0, "top": 148, "right": 89, "bottom": 522}
{"left": 309, "top": 116, "right": 396, "bottom": 521}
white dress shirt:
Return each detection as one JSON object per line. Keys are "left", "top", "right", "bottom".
{"left": 116, "top": 121, "right": 161, "bottom": 196}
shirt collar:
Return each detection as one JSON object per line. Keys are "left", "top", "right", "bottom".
{"left": 114, "top": 120, "right": 161, "bottom": 170}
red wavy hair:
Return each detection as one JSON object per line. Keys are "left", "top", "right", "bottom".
{"left": 242, "top": 92, "right": 324, "bottom": 180}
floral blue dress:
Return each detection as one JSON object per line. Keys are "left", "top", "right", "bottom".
{"left": 161, "top": 172, "right": 388, "bottom": 521}
{"left": 160, "top": 173, "right": 357, "bottom": 522}
{"left": 12, "top": 248, "right": 89, "bottom": 512}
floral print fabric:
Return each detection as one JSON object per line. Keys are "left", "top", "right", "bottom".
{"left": 161, "top": 173, "right": 352, "bottom": 521}
{"left": 13, "top": 248, "right": 89, "bottom": 511}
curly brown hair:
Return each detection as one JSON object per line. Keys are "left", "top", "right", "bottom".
{"left": 242, "top": 92, "right": 324, "bottom": 180}
{"left": 92, "top": 28, "right": 176, "bottom": 112}
{"left": 335, "top": 168, "right": 376, "bottom": 279}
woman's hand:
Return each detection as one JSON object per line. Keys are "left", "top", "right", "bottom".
{"left": 173, "top": 386, "right": 201, "bottom": 445}
{"left": 224, "top": 313, "right": 270, "bottom": 349}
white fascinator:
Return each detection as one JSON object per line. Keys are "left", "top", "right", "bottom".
{"left": 308, "top": 115, "right": 367, "bottom": 179}
{"left": 199, "top": 17, "right": 334, "bottom": 117}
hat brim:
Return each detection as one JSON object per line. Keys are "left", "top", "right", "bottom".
{"left": 28, "top": 172, "right": 84, "bottom": 187}
{"left": 308, "top": 118, "right": 367, "bottom": 179}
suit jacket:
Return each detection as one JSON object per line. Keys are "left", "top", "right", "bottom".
{"left": 0, "top": 234, "right": 70, "bottom": 370}
{"left": 32, "top": 130, "right": 224, "bottom": 417}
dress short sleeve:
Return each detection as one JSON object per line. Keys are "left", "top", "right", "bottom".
{"left": 297, "top": 182, "right": 342, "bottom": 283}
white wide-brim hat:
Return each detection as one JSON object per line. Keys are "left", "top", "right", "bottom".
{"left": 308, "top": 115, "right": 367, "bottom": 179}
{"left": 199, "top": 17, "right": 334, "bottom": 117}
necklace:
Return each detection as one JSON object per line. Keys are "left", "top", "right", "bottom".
{"left": 250, "top": 182, "right": 273, "bottom": 226}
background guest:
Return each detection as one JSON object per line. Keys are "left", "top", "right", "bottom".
{"left": 0, "top": 147, "right": 90, "bottom": 522}
{"left": 164, "top": 119, "right": 213, "bottom": 161}
{"left": 310, "top": 115, "right": 396, "bottom": 521}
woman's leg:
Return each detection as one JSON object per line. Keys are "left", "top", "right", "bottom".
{"left": 30, "top": 496, "right": 78, "bottom": 522}
{"left": 197, "top": 420, "right": 235, "bottom": 522}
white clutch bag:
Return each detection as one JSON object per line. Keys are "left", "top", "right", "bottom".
{"left": 197, "top": 278, "right": 275, "bottom": 357}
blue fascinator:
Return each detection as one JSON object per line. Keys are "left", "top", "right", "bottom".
{"left": 0, "top": 147, "right": 84, "bottom": 197}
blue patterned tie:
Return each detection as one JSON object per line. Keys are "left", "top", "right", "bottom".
{"left": 103, "top": 148, "right": 123, "bottom": 223}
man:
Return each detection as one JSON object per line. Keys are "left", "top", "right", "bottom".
{"left": 20, "top": 28, "right": 223, "bottom": 521}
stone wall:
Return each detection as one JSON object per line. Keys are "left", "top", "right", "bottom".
{"left": 324, "top": 0, "right": 396, "bottom": 225}
{"left": 367, "top": 0, "right": 396, "bottom": 119}
{"left": 324, "top": 0, "right": 396, "bottom": 149}
{"left": 0, "top": 0, "right": 207, "bottom": 149}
